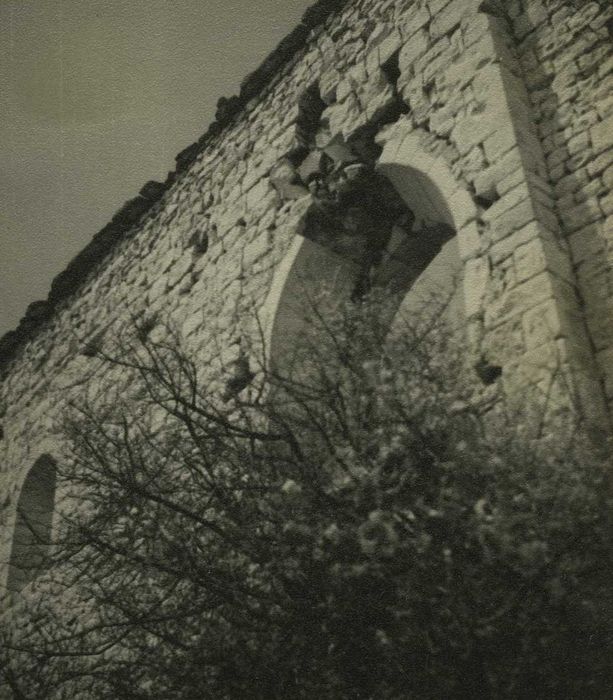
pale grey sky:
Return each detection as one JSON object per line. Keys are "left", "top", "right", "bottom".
{"left": 0, "top": 0, "right": 313, "bottom": 335}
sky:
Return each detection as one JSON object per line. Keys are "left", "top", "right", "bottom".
{"left": 0, "top": 0, "right": 313, "bottom": 335}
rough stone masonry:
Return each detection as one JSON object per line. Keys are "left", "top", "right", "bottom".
{"left": 0, "top": 0, "right": 612, "bottom": 591}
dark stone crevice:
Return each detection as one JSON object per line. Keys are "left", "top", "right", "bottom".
{"left": 189, "top": 229, "right": 209, "bottom": 257}
{"left": 381, "top": 50, "right": 401, "bottom": 87}
{"left": 474, "top": 357, "right": 503, "bottom": 385}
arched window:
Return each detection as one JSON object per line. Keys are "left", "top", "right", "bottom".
{"left": 267, "top": 236, "right": 361, "bottom": 375}
{"left": 7, "top": 455, "right": 57, "bottom": 593}
{"left": 264, "top": 131, "right": 472, "bottom": 374}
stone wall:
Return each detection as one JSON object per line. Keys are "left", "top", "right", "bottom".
{"left": 1, "top": 0, "right": 612, "bottom": 592}
{"left": 510, "top": 0, "right": 613, "bottom": 409}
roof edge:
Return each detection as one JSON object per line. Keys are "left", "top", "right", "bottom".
{"left": 0, "top": 0, "right": 348, "bottom": 377}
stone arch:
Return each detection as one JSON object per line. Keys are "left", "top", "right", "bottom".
{"left": 263, "top": 127, "right": 475, "bottom": 372}
{"left": 376, "top": 129, "right": 478, "bottom": 247}
{"left": 7, "top": 454, "right": 57, "bottom": 593}
{"left": 263, "top": 235, "right": 361, "bottom": 372}
{"left": 375, "top": 128, "right": 478, "bottom": 333}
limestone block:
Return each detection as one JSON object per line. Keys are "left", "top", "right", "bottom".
{"left": 575, "top": 178, "right": 606, "bottom": 204}
{"left": 182, "top": 313, "right": 203, "bottom": 338}
{"left": 567, "top": 131, "right": 590, "bottom": 156}
{"left": 496, "top": 167, "right": 529, "bottom": 199}
{"left": 489, "top": 199, "right": 536, "bottom": 242}
{"left": 483, "top": 125, "right": 517, "bottom": 162}
{"left": 148, "top": 275, "right": 168, "bottom": 302}
{"left": 448, "top": 189, "right": 477, "bottom": 229}
{"left": 452, "top": 100, "right": 513, "bottom": 156}
{"left": 601, "top": 162, "right": 613, "bottom": 187}
{"left": 524, "top": 170, "right": 555, "bottom": 202}
{"left": 243, "top": 233, "right": 270, "bottom": 268}
{"left": 600, "top": 191, "right": 613, "bottom": 217}
{"left": 555, "top": 169, "right": 587, "bottom": 197}
{"left": 480, "top": 63, "right": 531, "bottom": 115}
{"left": 340, "top": 101, "right": 368, "bottom": 141}
{"left": 364, "top": 22, "right": 392, "bottom": 54}
{"left": 452, "top": 114, "right": 492, "bottom": 156}
{"left": 429, "top": 0, "right": 454, "bottom": 15}
{"left": 336, "top": 78, "right": 354, "bottom": 103}
{"left": 167, "top": 254, "right": 193, "bottom": 289}
{"left": 596, "top": 93, "right": 613, "bottom": 121}
{"left": 472, "top": 14, "right": 518, "bottom": 67}
{"left": 245, "top": 178, "right": 278, "bottom": 213}
{"left": 568, "top": 223, "right": 605, "bottom": 263}
{"left": 398, "top": 4, "right": 430, "bottom": 39}
{"left": 377, "top": 28, "right": 402, "bottom": 66}
{"left": 347, "top": 61, "right": 368, "bottom": 88}
{"left": 224, "top": 225, "right": 247, "bottom": 259}
{"left": 567, "top": 149, "right": 594, "bottom": 172}
{"left": 269, "top": 125, "right": 302, "bottom": 157}
{"left": 416, "top": 34, "right": 452, "bottom": 74}
{"left": 532, "top": 192, "right": 560, "bottom": 232}
{"left": 482, "top": 184, "right": 531, "bottom": 224}
{"left": 444, "top": 51, "right": 488, "bottom": 95}
{"left": 513, "top": 237, "right": 544, "bottom": 284}
{"left": 489, "top": 221, "right": 542, "bottom": 265}
{"left": 256, "top": 147, "right": 282, "bottom": 178}
{"left": 515, "top": 237, "right": 572, "bottom": 285}
{"left": 463, "top": 256, "right": 490, "bottom": 318}
{"left": 420, "top": 47, "right": 457, "bottom": 86}
{"left": 322, "top": 95, "right": 360, "bottom": 139}
{"left": 457, "top": 222, "right": 481, "bottom": 260}
{"left": 398, "top": 29, "right": 429, "bottom": 74}
{"left": 463, "top": 11, "right": 497, "bottom": 48}
{"left": 430, "top": 0, "right": 467, "bottom": 39}
{"left": 365, "top": 46, "right": 381, "bottom": 78}
{"left": 591, "top": 114, "right": 613, "bottom": 154}
{"left": 429, "top": 108, "right": 455, "bottom": 138}
{"left": 484, "top": 272, "right": 554, "bottom": 328}
{"left": 317, "top": 132, "right": 357, "bottom": 163}
{"left": 319, "top": 67, "right": 341, "bottom": 104}
{"left": 215, "top": 202, "right": 247, "bottom": 237}
{"left": 473, "top": 148, "right": 523, "bottom": 197}
{"left": 560, "top": 197, "right": 603, "bottom": 233}
{"left": 400, "top": 82, "right": 431, "bottom": 124}
{"left": 459, "top": 146, "right": 486, "bottom": 179}
{"left": 242, "top": 161, "right": 267, "bottom": 193}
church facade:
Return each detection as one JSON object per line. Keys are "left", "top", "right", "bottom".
{"left": 1, "top": 0, "right": 612, "bottom": 593}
